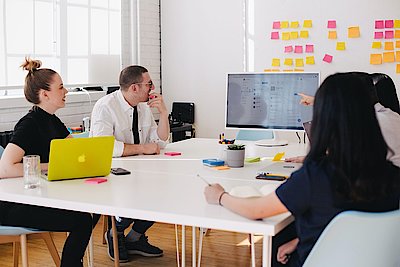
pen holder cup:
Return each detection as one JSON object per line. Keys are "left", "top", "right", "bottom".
{"left": 226, "top": 149, "right": 245, "bottom": 168}
{"left": 218, "top": 144, "right": 228, "bottom": 161}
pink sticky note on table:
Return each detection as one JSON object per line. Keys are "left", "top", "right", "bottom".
{"left": 284, "top": 45, "right": 293, "bottom": 53}
{"left": 385, "top": 30, "right": 394, "bottom": 39}
{"left": 85, "top": 178, "right": 108, "bottom": 184}
{"left": 272, "top": 21, "right": 280, "bottom": 29}
{"left": 165, "top": 152, "right": 182, "bottom": 156}
{"left": 305, "top": 44, "right": 314, "bottom": 53}
{"left": 323, "top": 54, "right": 333, "bottom": 63}
{"left": 375, "top": 20, "right": 384, "bottom": 29}
{"left": 385, "top": 20, "right": 394, "bottom": 28}
{"left": 294, "top": 45, "right": 303, "bottom": 53}
{"left": 375, "top": 32, "right": 384, "bottom": 39}
{"left": 327, "top": 20, "right": 336, "bottom": 28}
{"left": 271, "top": 32, "right": 279, "bottom": 40}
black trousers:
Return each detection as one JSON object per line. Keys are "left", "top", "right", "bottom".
{"left": 108, "top": 216, "right": 154, "bottom": 235}
{"left": 271, "top": 222, "right": 300, "bottom": 267}
{"left": 1, "top": 202, "right": 93, "bottom": 267}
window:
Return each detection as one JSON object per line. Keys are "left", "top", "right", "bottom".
{"left": 0, "top": 0, "right": 121, "bottom": 94}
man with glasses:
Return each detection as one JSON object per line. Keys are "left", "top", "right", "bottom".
{"left": 90, "top": 65, "right": 169, "bottom": 262}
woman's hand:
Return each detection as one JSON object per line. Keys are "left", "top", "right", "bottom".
{"left": 277, "top": 238, "right": 299, "bottom": 264}
{"left": 204, "top": 183, "right": 225, "bottom": 205}
{"left": 297, "top": 93, "right": 315, "bottom": 106}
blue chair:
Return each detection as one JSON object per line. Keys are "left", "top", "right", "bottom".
{"left": 303, "top": 209, "right": 400, "bottom": 267}
{"left": 235, "top": 130, "right": 273, "bottom": 141}
{"left": 0, "top": 145, "right": 4, "bottom": 158}
{"left": 0, "top": 226, "right": 61, "bottom": 267}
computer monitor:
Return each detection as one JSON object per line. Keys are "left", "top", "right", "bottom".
{"left": 225, "top": 72, "right": 320, "bottom": 146}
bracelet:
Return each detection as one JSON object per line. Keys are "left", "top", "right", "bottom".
{"left": 218, "top": 191, "right": 228, "bottom": 206}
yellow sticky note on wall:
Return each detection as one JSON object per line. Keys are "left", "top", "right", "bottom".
{"left": 328, "top": 31, "right": 337, "bottom": 39}
{"left": 370, "top": 54, "right": 382, "bottom": 65}
{"left": 282, "top": 32, "right": 290, "bottom": 40}
{"left": 284, "top": 58, "right": 293, "bottom": 66}
{"left": 295, "top": 58, "right": 304, "bottom": 67}
{"left": 306, "top": 56, "right": 315, "bottom": 65}
{"left": 281, "top": 21, "right": 289, "bottom": 28}
{"left": 290, "top": 31, "right": 299, "bottom": 39}
{"left": 272, "top": 58, "right": 281, "bottom": 67}
{"left": 300, "top": 30, "right": 309, "bottom": 38}
{"left": 290, "top": 21, "right": 299, "bottom": 28}
{"left": 272, "top": 152, "right": 285, "bottom": 161}
{"left": 383, "top": 52, "right": 395, "bottom": 63}
{"left": 384, "top": 42, "right": 394, "bottom": 50}
{"left": 303, "top": 20, "right": 312, "bottom": 28}
{"left": 336, "top": 42, "right": 346, "bottom": 50}
{"left": 348, "top": 26, "right": 360, "bottom": 38}
{"left": 395, "top": 20, "right": 400, "bottom": 28}
{"left": 372, "top": 42, "right": 382, "bottom": 49}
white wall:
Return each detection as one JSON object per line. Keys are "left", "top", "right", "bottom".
{"left": 161, "top": 0, "right": 245, "bottom": 139}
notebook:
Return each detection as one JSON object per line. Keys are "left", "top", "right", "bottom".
{"left": 257, "top": 162, "right": 302, "bottom": 178}
{"left": 44, "top": 136, "right": 115, "bottom": 181}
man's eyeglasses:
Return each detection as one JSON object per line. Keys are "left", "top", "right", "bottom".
{"left": 135, "top": 80, "right": 153, "bottom": 87}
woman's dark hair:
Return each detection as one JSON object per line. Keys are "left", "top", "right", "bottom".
{"left": 306, "top": 72, "right": 400, "bottom": 202}
{"left": 119, "top": 65, "right": 148, "bottom": 91}
{"left": 20, "top": 57, "right": 57, "bottom": 104}
{"left": 370, "top": 73, "right": 400, "bottom": 115}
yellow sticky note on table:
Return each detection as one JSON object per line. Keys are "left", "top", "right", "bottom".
{"left": 372, "top": 42, "right": 382, "bottom": 49}
{"left": 282, "top": 32, "right": 290, "bottom": 40}
{"left": 370, "top": 54, "right": 382, "bottom": 65}
{"left": 213, "top": 165, "right": 230, "bottom": 170}
{"left": 290, "top": 21, "right": 299, "bottom": 28}
{"left": 295, "top": 58, "right": 304, "bottom": 67}
{"left": 383, "top": 52, "right": 395, "bottom": 63}
{"left": 397, "top": 64, "right": 400, "bottom": 74}
{"left": 300, "top": 30, "right": 309, "bottom": 38}
{"left": 384, "top": 42, "right": 394, "bottom": 50}
{"left": 348, "top": 26, "right": 360, "bottom": 38}
{"left": 272, "top": 58, "right": 280, "bottom": 67}
{"left": 396, "top": 51, "right": 400, "bottom": 62}
{"left": 281, "top": 21, "right": 289, "bottom": 28}
{"left": 284, "top": 58, "right": 293, "bottom": 66}
{"left": 336, "top": 42, "right": 346, "bottom": 50}
{"left": 306, "top": 56, "right": 315, "bottom": 65}
{"left": 328, "top": 31, "right": 337, "bottom": 39}
{"left": 272, "top": 152, "right": 285, "bottom": 162}
{"left": 303, "top": 20, "right": 312, "bottom": 28}
{"left": 290, "top": 31, "right": 299, "bottom": 39}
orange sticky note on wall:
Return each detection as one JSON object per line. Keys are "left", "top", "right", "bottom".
{"left": 300, "top": 30, "right": 309, "bottom": 38}
{"left": 370, "top": 54, "right": 382, "bottom": 65}
{"left": 303, "top": 20, "right": 312, "bottom": 28}
{"left": 282, "top": 32, "right": 290, "bottom": 40}
{"left": 396, "top": 40, "right": 400, "bottom": 49}
{"left": 383, "top": 52, "right": 395, "bottom": 63}
{"left": 395, "top": 30, "right": 400, "bottom": 39}
{"left": 295, "top": 58, "right": 304, "bottom": 67}
{"left": 348, "top": 26, "right": 360, "bottom": 38}
{"left": 306, "top": 56, "right": 315, "bottom": 65}
{"left": 384, "top": 42, "right": 394, "bottom": 50}
{"left": 284, "top": 58, "right": 293, "bottom": 66}
{"left": 290, "top": 31, "right": 299, "bottom": 39}
{"left": 272, "top": 58, "right": 281, "bottom": 67}
{"left": 328, "top": 31, "right": 337, "bottom": 39}
{"left": 372, "top": 42, "right": 382, "bottom": 49}
{"left": 396, "top": 51, "right": 400, "bottom": 62}
{"left": 397, "top": 64, "right": 400, "bottom": 74}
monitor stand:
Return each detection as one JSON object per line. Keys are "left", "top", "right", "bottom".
{"left": 254, "top": 131, "right": 288, "bottom": 147}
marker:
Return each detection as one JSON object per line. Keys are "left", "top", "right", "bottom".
{"left": 149, "top": 94, "right": 156, "bottom": 99}
{"left": 197, "top": 174, "right": 211, "bottom": 186}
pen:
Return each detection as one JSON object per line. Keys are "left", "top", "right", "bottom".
{"left": 197, "top": 174, "right": 211, "bottom": 186}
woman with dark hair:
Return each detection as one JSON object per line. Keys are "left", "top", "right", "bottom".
{"left": 204, "top": 72, "right": 400, "bottom": 266}
{"left": 0, "top": 58, "right": 93, "bottom": 267}
{"left": 370, "top": 73, "right": 400, "bottom": 115}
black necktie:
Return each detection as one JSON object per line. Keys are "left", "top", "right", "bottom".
{"left": 132, "top": 106, "right": 140, "bottom": 144}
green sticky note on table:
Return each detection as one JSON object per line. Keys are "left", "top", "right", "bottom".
{"left": 245, "top": 157, "right": 261, "bottom": 163}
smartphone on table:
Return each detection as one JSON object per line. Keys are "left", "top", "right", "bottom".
{"left": 110, "top": 168, "right": 131, "bottom": 175}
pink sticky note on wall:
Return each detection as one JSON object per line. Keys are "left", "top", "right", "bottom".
{"left": 385, "top": 30, "right": 394, "bottom": 39}
{"left": 327, "top": 20, "right": 336, "bottom": 28}
{"left": 284, "top": 45, "right": 293, "bottom": 53}
{"left": 375, "top": 20, "right": 384, "bottom": 29}
{"left": 375, "top": 32, "right": 384, "bottom": 39}
{"left": 305, "top": 44, "right": 314, "bottom": 53}
{"left": 272, "top": 21, "right": 281, "bottom": 29}
{"left": 271, "top": 32, "right": 279, "bottom": 40}
{"left": 385, "top": 20, "right": 394, "bottom": 28}
{"left": 294, "top": 45, "right": 303, "bottom": 53}
{"left": 323, "top": 54, "right": 333, "bottom": 63}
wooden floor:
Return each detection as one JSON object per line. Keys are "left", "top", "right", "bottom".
{"left": 0, "top": 216, "right": 264, "bottom": 266}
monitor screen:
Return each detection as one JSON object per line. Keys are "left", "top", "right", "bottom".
{"left": 225, "top": 72, "right": 319, "bottom": 131}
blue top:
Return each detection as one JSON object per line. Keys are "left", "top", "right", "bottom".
{"left": 276, "top": 160, "right": 399, "bottom": 266}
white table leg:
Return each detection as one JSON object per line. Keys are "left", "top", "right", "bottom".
{"left": 192, "top": 226, "right": 196, "bottom": 267}
{"left": 182, "top": 225, "right": 186, "bottom": 267}
{"left": 251, "top": 234, "right": 255, "bottom": 267}
{"left": 197, "top": 228, "right": 204, "bottom": 267}
{"left": 262, "top": 235, "right": 272, "bottom": 267}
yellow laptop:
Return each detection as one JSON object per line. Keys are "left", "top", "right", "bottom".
{"left": 44, "top": 136, "right": 114, "bottom": 181}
